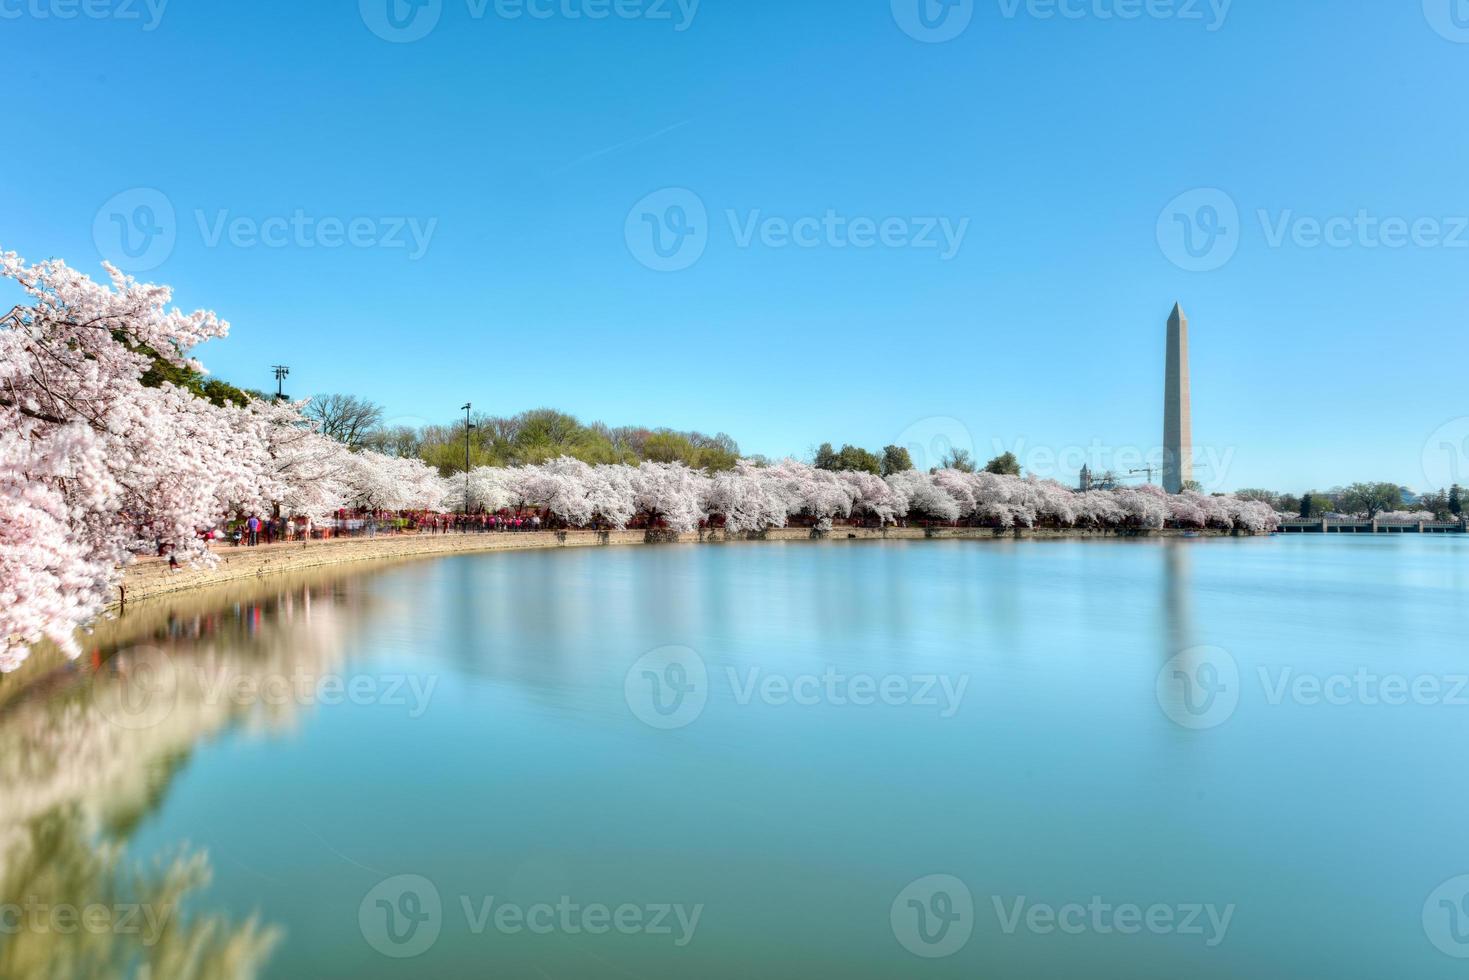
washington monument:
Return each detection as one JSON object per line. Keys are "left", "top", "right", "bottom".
{"left": 1163, "top": 303, "right": 1192, "bottom": 494}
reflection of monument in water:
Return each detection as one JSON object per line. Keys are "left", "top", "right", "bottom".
{"left": 1163, "top": 303, "right": 1193, "bottom": 494}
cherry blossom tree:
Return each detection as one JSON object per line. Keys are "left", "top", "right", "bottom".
{"left": 1, "top": 252, "right": 243, "bottom": 665}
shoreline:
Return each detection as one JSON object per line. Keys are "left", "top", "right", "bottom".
{"left": 118, "top": 525, "right": 1255, "bottom": 607}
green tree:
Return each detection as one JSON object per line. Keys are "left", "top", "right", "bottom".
{"left": 644, "top": 431, "right": 697, "bottom": 465}
{"left": 1419, "top": 490, "right": 1452, "bottom": 521}
{"left": 834, "top": 445, "right": 882, "bottom": 474}
{"left": 1298, "top": 491, "right": 1333, "bottom": 519}
{"left": 814, "top": 443, "right": 839, "bottom": 471}
{"left": 984, "top": 452, "right": 1022, "bottom": 477}
{"left": 880, "top": 445, "right": 914, "bottom": 476}
{"left": 130, "top": 335, "right": 262, "bottom": 408}
{"left": 1451, "top": 485, "right": 1463, "bottom": 517}
{"left": 1338, "top": 482, "right": 1403, "bottom": 520}
{"left": 939, "top": 448, "right": 976, "bottom": 473}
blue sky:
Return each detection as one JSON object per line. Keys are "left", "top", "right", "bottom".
{"left": 4, "top": 0, "right": 1468, "bottom": 493}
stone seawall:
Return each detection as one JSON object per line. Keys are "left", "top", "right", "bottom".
{"left": 118, "top": 525, "right": 1251, "bottom": 606}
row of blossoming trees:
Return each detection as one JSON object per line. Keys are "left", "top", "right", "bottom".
{"left": 0, "top": 250, "right": 1277, "bottom": 671}
{"left": 448, "top": 458, "right": 1277, "bottom": 537}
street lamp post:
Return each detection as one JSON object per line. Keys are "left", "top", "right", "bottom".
{"left": 272, "top": 365, "right": 290, "bottom": 401}
{"left": 462, "top": 403, "right": 475, "bottom": 515}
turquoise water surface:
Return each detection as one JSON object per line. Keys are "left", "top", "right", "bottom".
{"left": 5, "top": 536, "right": 1469, "bottom": 978}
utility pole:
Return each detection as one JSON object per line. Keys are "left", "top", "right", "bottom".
{"left": 272, "top": 365, "right": 290, "bottom": 401}
{"left": 462, "top": 403, "right": 475, "bottom": 515}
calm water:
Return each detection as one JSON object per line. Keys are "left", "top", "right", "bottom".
{"left": 5, "top": 536, "right": 1469, "bottom": 978}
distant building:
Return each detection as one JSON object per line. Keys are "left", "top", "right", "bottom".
{"left": 1079, "top": 465, "right": 1093, "bottom": 492}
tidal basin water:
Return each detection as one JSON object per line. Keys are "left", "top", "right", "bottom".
{"left": 5, "top": 536, "right": 1469, "bottom": 978}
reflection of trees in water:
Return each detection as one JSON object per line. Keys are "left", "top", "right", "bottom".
{"left": 0, "top": 808, "right": 281, "bottom": 980}
{"left": 0, "top": 570, "right": 375, "bottom": 980}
